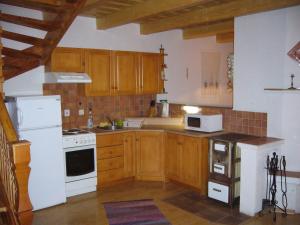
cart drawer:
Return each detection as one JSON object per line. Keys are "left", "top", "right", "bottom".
{"left": 208, "top": 181, "right": 229, "bottom": 203}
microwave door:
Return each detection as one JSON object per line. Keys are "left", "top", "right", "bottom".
{"left": 187, "top": 117, "right": 201, "bottom": 128}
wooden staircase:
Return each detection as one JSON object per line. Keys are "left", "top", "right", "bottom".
{"left": 0, "top": 23, "right": 32, "bottom": 225}
{"left": 0, "top": 1, "right": 88, "bottom": 225}
{"left": 0, "top": 0, "right": 87, "bottom": 80}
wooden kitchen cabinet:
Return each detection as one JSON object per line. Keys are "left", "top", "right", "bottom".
{"left": 96, "top": 132, "right": 136, "bottom": 187}
{"left": 96, "top": 133, "right": 125, "bottom": 186}
{"left": 135, "top": 131, "right": 164, "bottom": 181}
{"left": 139, "top": 53, "right": 163, "bottom": 94}
{"left": 112, "top": 51, "right": 138, "bottom": 95}
{"left": 123, "top": 132, "right": 136, "bottom": 178}
{"left": 48, "top": 47, "right": 164, "bottom": 96}
{"left": 48, "top": 47, "right": 85, "bottom": 72}
{"left": 165, "top": 132, "right": 209, "bottom": 194}
{"left": 181, "top": 136, "right": 201, "bottom": 187}
{"left": 83, "top": 49, "right": 111, "bottom": 96}
{"left": 165, "top": 133, "right": 182, "bottom": 180}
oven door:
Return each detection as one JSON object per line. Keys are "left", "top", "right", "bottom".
{"left": 64, "top": 145, "right": 97, "bottom": 183}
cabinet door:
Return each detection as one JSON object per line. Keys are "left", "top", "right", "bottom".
{"left": 136, "top": 131, "right": 164, "bottom": 181}
{"left": 124, "top": 132, "right": 136, "bottom": 178}
{"left": 165, "top": 133, "right": 182, "bottom": 180}
{"left": 84, "top": 49, "right": 111, "bottom": 96}
{"left": 181, "top": 136, "right": 200, "bottom": 187}
{"left": 50, "top": 47, "right": 85, "bottom": 72}
{"left": 139, "top": 53, "right": 161, "bottom": 94}
{"left": 113, "top": 51, "right": 138, "bottom": 95}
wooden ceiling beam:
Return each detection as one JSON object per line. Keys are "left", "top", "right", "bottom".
{"left": 96, "top": 0, "right": 204, "bottom": 30}
{"left": 216, "top": 32, "right": 234, "bottom": 43}
{"left": 0, "top": 13, "right": 59, "bottom": 31}
{"left": 0, "top": 0, "right": 66, "bottom": 13}
{"left": 140, "top": 0, "right": 300, "bottom": 34}
{"left": 183, "top": 20, "right": 234, "bottom": 39}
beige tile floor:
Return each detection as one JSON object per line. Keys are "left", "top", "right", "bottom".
{"left": 33, "top": 181, "right": 300, "bottom": 225}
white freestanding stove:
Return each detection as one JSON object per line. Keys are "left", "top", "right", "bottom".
{"left": 62, "top": 129, "right": 97, "bottom": 197}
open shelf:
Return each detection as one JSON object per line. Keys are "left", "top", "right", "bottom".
{"left": 264, "top": 88, "right": 300, "bottom": 91}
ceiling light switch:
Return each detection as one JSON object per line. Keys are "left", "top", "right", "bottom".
{"left": 79, "top": 109, "right": 84, "bottom": 116}
{"left": 64, "top": 109, "right": 70, "bottom": 117}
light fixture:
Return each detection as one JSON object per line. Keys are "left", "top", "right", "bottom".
{"left": 182, "top": 105, "right": 201, "bottom": 114}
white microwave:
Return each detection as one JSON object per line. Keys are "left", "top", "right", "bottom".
{"left": 184, "top": 113, "right": 223, "bottom": 132}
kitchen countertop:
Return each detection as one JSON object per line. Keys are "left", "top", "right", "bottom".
{"left": 238, "top": 136, "right": 283, "bottom": 146}
{"left": 88, "top": 125, "right": 282, "bottom": 144}
{"left": 90, "top": 125, "right": 231, "bottom": 138}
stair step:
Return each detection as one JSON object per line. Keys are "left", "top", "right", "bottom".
{"left": 2, "top": 30, "right": 50, "bottom": 46}
{"left": 0, "top": 12, "right": 59, "bottom": 31}
{"left": 2, "top": 47, "right": 42, "bottom": 59}
{"left": 3, "top": 63, "right": 40, "bottom": 80}
{"left": 3, "top": 56, "right": 40, "bottom": 69}
{"left": 0, "top": 0, "right": 67, "bottom": 13}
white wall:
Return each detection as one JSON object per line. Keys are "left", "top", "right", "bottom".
{"left": 2, "top": 4, "right": 233, "bottom": 106}
{"left": 234, "top": 6, "right": 300, "bottom": 171}
{"left": 281, "top": 6, "right": 300, "bottom": 171}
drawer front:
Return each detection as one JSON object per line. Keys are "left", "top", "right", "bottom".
{"left": 213, "top": 163, "right": 226, "bottom": 175}
{"left": 97, "top": 133, "right": 124, "bottom": 147}
{"left": 97, "top": 145, "right": 124, "bottom": 160}
{"left": 99, "top": 168, "right": 124, "bottom": 184}
{"left": 99, "top": 157, "right": 124, "bottom": 171}
{"left": 208, "top": 181, "right": 229, "bottom": 203}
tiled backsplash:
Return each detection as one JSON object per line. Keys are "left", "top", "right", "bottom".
{"left": 43, "top": 84, "right": 155, "bottom": 129}
{"left": 44, "top": 84, "right": 267, "bottom": 136}
{"left": 167, "top": 104, "right": 267, "bottom": 137}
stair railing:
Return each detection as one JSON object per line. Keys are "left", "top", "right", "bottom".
{"left": 0, "top": 27, "right": 33, "bottom": 225}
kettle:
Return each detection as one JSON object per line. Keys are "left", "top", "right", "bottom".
{"left": 160, "top": 100, "right": 169, "bottom": 117}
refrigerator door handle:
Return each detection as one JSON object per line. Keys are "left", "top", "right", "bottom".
{"left": 17, "top": 108, "right": 24, "bottom": 127}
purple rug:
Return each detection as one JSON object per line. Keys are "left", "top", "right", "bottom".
{"left": 103, "top": 199, "right": 171, "bottom": 225}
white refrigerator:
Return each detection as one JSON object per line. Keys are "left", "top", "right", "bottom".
{"left": 5, "top": 95, "right": 66, "bottom": 211}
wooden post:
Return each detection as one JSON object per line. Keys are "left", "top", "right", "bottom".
{"left": 12, "top": 141, "right": 33, "bottom": 225}
{"left": 0, "top": 27, "right": 3, "bottom": 97}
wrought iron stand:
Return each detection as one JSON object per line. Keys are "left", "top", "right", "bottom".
{"left": 260, "top": 152, "right": 287, "bottom": 221}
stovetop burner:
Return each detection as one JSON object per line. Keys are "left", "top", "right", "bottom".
{"left": 63, "top": 128, "right": 90, "bottom": 135}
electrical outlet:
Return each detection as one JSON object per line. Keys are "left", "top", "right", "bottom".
{"left": 64, "top": 109, "right": 70, "bottom": 117}
{"left": 79, "top": 109, "right": 84, "bottom": 116}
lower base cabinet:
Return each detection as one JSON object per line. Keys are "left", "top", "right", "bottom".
{"left": 135, "top": 131, "right": 165, "bottom": 181}
{"left": 96, "top": 131, "right": 208, "bottom": 194}
{"left": 165, "top": 133, "right": 208, "bottom": 194}
{"left": 97, "top": 133, "right": 135, "bottom": 186}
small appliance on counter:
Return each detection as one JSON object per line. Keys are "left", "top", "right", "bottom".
{"left": 184, "top": 113, "right": 223, "bottom": 132}
{"left": 208, "top": 133, "right": 257, "bottom": 206}
{"left": 160, "top": 100, "right": 169, "bottom": 117}
{"left": 124, "top": 118, "right": 144, "bottom": 128}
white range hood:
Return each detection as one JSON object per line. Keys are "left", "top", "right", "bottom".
{"left": 44, "top": 72, "right": 92, "bottom": 83}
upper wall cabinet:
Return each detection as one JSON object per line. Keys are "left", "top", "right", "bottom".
{"left": 112, "top": 51, "right": 138, "bottom": 95}
{"left": 48, "top": 47, "right": 164, "bottom": 96}
{"left": 49, "top": 47, "right": 85, "bottom": 72}
{"left": 84, "top": 49, "right": 111, "bottom": 96}
{"left": 139, "top": 53, "right": 163, "bottom": 94}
